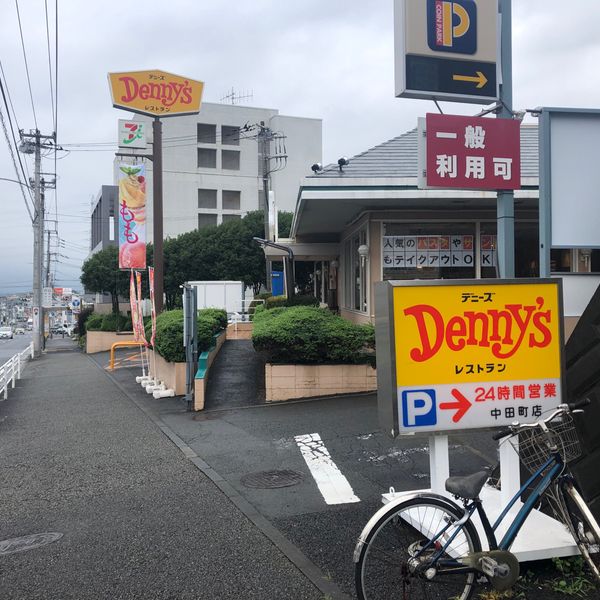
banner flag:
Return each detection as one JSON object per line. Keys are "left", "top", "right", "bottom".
{"left": 148, "top": 266, "right": 157, "bottom": 347}
{"left": 118, "top": 163, "right": 146, "bottom": 269}
{"left": 136, "top": 271, "right": 148, "bottom": 345}
{"left": 129, "top": 270, "right": 141, "bottom": 342}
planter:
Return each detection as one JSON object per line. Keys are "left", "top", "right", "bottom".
{"left": 86, "top": 330, "right": 135, "bottom": 353}
{"left": 149, "top": 350, "right": 187, "bottom": 396}
{"left": 265, "top": 363, "right": 377, "bottom": 402}
{"left": 226, "top": 322, "right": 253, "bottom": 340}
{"left": 193, "top": 332, "right": 227, "bottom": 410}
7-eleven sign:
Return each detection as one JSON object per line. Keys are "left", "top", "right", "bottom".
{"left": 118, "top": 119, "right": 147, "bottom": 149}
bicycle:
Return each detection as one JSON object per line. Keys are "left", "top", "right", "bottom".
{"left": 353, "top": 399, "right": 600, "bottom": 599}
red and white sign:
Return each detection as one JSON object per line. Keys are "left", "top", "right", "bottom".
{"left": 426, "top": 113, "right": 521, "bottom": 190}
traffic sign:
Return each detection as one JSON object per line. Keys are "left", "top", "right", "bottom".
{"left": 375, "top": 279, "right": 565, "bottom": 436}
{"left": 421, "top": 113, "right": 521, "bottom": 190}
{"left": 395, "top": 0, "right": 499, "bottom": 104}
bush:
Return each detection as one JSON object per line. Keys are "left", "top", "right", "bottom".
{"left": 100, "top": 312, "right": 131, "bottom": 332}
{"left": 264, "top": 294, "right": 319, "bottom": 310}
{"left": 85, "top": 313, "right": 103, "bottom": 332}
{"left": 151, "top": 308, "right": 228, "bottom": 363}
{"left": 255, "top": 292, "right": 272, "bottom": 300}
{"left": 252, "top": 306, "right": 375, "bottom": 365}
{"left": 77, "top": 307, "right": 94, "bottom": 337}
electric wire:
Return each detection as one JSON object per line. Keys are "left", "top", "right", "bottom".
{"left": 14, "top": 0, "right": 38, "bottom": 130}
{"left": 44, "top": 0, "right": 55, "bottom": 134}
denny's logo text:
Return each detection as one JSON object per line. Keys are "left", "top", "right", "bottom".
{"left": 108, "top": 70, "right": 203, "bottom": 117}
{"left": 393, "top": 282, "right": 562, "bottom": 386}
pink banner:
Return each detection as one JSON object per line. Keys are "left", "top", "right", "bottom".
{"left": 118, "top": 163, "right": 146, "bottom": 269}
{"left": 136, "top": 271, "right": 148, "bottom": 346}
{"left": 129, "top": 270, "right": 141, "bottom": 342}
{"left": 148, "top": 267, "right": 157, "bottom": 347}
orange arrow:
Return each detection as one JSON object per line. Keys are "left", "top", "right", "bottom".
{"left": 440, "top": 389, "right": 472, "bottom": 423}
{"left": 452, "top": 71, "right": 488, "bottom": 89}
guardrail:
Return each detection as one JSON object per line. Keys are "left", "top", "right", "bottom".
{"left": 0, "top": 342, "right": 34, "bottom": 400}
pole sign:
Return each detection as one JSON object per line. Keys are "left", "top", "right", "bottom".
{"left": 108, "top": 70, "right": 204, "bottom": 117}
{"left": 395, "top": 0, "right": 498, "bottom": 104}
{"left": 118, "top": 120, "right": 147, "bottom": 149}
{"left": 423, "top": 113, "right": 521, "bottom": 190}
{"left": 375, "top": 279, "right": 565, "bottom": 437}
{"left": 118, "top": 163, "right": 147, "bottom": 269}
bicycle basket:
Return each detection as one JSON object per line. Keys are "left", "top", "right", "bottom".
{"left": 510, "top": 414, "right": 582, "bottom": 475}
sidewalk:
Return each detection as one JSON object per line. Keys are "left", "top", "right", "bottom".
{"left": 0, "top": 340, "right": 324, "bottom": 599}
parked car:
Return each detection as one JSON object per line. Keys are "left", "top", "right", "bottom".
{"left": 14, "top": 327, "right": 25, "bottom": 335}
{"left": 0, "top": 326, "right": 13, "bottom": 339}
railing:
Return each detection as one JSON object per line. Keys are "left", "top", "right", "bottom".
{"left": 229, "top": 298, "right": 263, "bottom": 325}
{"left": 0, "top": 342, "right": 34, "bottom": 400}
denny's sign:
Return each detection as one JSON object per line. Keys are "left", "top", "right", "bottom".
{"left": 108, "top": 70, "right": 203, "bottom": 117}
{"left": 375, "top": 279, "right": 565, "bottom": 436}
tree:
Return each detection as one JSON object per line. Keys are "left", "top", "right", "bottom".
{"left": 80, "top": 246, "right": 129, "bottom": 314}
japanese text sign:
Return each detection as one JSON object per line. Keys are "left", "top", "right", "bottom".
{"left": 118, "top": 163, "right": 146, "bottom": 269}
{"left": 375, "top": 279, "right": 564, "bottom": 436}
{"left": 426, "top": 113, "right": 521, "bottom": 190}
{"left": 108, "top": 70, "right": 203, "bottom": 117}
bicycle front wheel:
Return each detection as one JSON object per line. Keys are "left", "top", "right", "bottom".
{"left": 561, "top": 482, "right": 600, "bottom": 582}
{"left": 355, "top": 496, "right": 481, "bottom": 600}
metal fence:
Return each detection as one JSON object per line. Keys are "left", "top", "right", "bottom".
{"left": 0, "top": 343, "right": 34, "bottom": 400}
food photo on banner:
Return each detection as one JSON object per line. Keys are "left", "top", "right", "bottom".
{"left": 118, "top": 163, "right": 146, "bottom": 269}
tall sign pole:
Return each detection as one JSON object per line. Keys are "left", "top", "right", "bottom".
{"left": 32, "top": 131, "right": 43, "bottom": 356}
{"left": 108, "top": 70, "right": 204, "bottom": 314}
{"left": 153, "top": 117, "right": 164, "bottom": 313}
{"left": 496, "top": 0, "right": 514, "bottom": 279}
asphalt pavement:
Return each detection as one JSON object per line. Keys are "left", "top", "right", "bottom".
{"left": 0, "top": 338, "right": 324, "bottom": 599}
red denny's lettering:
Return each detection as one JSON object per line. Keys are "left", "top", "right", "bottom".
{"left": 119, "top": 76, "right": 193, "bottom": 107}
{"left": 404, "top": 297, "right": 552, "bottom": 362}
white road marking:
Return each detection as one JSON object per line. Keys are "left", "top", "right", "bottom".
{"left": 295, "top": 433, "right": 360, "bottom": 505}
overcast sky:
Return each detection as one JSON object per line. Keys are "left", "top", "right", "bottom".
{"left": 1, "top": 0, "right": 600, "bottom": 294}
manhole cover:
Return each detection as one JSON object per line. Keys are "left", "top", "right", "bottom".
{"left": 241, "top": 469, "right": 304, "bottom": 489}
{"left": 0, "top": 532, "right": 63, "bottom": 556}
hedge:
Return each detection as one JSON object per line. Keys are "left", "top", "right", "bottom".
{"left": 264, "top": 294, "right": 319, "bottom": 310}
{"left": 85, "top": 312, "right": 132, "bottom": 332}
{"left": 150, "top": 308, "right": 227, "bottom": 363}
{"left": 252, "top": 306, "right": 375, "bottom": 365}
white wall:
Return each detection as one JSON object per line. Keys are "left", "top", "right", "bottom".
{"left": 115, "top": 103, "right": 322, "bottom": 242}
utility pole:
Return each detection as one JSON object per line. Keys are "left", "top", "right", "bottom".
{"left": 257, "top": 122, "right": 272, "bottom": 292}
{"left": 153, "top": 117, "right": 164, "bottom": 314}
{"left": 20, "top": 130, "right": 56, "bottom": 357}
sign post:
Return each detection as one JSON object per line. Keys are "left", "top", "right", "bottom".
{"left": 108, "top": 70, "right": 204, "bottom": 313}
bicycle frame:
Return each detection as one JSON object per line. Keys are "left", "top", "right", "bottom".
{"left": 419, "top": 451, "right": 566, "bottom": 573}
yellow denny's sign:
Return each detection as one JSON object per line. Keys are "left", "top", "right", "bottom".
{"left": 376, "top": 279, "right": 564, "bottom": 435}
{"left": 108, "top": 70, "right": 203, "bottom": 117}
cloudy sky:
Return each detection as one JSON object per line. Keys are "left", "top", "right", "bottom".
{"left": 1, "top": 0, "right": 599, "bottom": 294}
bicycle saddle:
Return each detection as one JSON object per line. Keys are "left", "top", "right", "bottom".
{"left": 445, "top": 470, "right": 488, "bottom": 499}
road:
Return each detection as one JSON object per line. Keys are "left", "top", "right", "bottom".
{"left": 0, "top": 331, "right": 32, "bottom": 364}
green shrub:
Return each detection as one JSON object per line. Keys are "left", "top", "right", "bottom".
{"left": 198, "top": 308, "right": 227, "bottom": 331}
{"left": 77, "top": 307, "right": 94, "bottom": 337}
{"left": 100, "top": 312, "right": 131, "bottom": 332}
{"left": 85, "top": 313, "right": 103, "bottom": 331}
{"left": 264, "top": 294, "right": 319, "bottom": 310}
{"left": 255, "top": 292, "right": 272, "bottom": 300}
{"left": 150, "top": 308, "right": 228, "bottom": 363}
{"left": 252, "top": 306, "right": 375, "bottom": 365}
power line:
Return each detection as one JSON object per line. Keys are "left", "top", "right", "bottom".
{"left": 44, "top": 0, "right": 55, "bottom": 133}
{"left": 14, "top": 0, "right": 38, "bottom": 129}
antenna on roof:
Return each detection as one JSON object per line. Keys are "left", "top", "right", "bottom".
{"left": 220, "top": 87, "right": 254, "bottom": 105}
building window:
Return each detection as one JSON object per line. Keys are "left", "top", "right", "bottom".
{"left": 197, "top": 123, "right": 216, "bottom": 144}
{"left": 197, "top": 148, "right": 217, "bottom": 169}
{"left": 222, "top": 190, "right": 241, "bottom": 210}
{"left": 222, "top": 125, "right": 240, "bottom": 146}
{"left": 221, "top": 149, "right": 240, "bottom": 170}
{"left": 198, "top": 213, "right": 217, "bottom": 229}
{"left": 382, "top": 223, "right": 476, "bottom": 281}
{"left": 198, "top": 189, "right": 217, "bottom": 209}
{"left": 343, "top": 227, "right": 368, "bottom": 313}
{"left": 222, "top": 214, "right": 242, "bottom": 223}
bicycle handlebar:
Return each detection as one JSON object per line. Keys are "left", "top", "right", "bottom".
{"left": 491, "top": 398, "right": 590, "bottom": 441}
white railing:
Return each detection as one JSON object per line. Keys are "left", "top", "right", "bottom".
{"left": 0, "top": 342, "right": 34, "bottom": 401}
{"left": 229, "top": 298, "right": 264, "bottom": 325}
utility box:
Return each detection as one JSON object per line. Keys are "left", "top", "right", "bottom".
{"left": 187, "top": 281, "right": 246, "bottom": 315}
{"left": 271, "top": 271, "right": 284, "bottom": 297}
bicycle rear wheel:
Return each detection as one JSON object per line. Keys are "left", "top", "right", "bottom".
{"left": 561, "top": 482, "right": 600, "bottom": 582}
{"left": 355, "top": 496, "right": 481, "bottom": 600}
